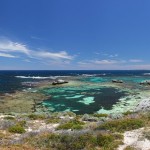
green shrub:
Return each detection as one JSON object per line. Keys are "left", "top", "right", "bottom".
{"left": 93, "top": 113, "right": 108, "bottom": 118}
{"left": 17, "top": 120, "right": 26, "bottom": 127}
{"left": 46, "top": 117, "right": 60, "bottom": 124}
{"left": 4, "top": 116, "right": 15, "bottom": 120}
{"left": 8, "top": 125, "right": 26, "bottom": 133}
{"left": 57, "top": 119, "right": 85, "bottom": 130}
{"left": 123, "top": 111, "right": 133, "bottom": 116}
{"left": 124, "top": 146, "right": 136, "bottom": 150}
{"left": 28, "top": 114, "right": 45, "bottom": 120}
{"left": 97, "top": 133, "right": 114, "bottom": 147}
{"left": 25, "top": 132, "right": 122, "bottom": 150}
{"left": 96, "top": 118, "right": 144, "bottom": 132}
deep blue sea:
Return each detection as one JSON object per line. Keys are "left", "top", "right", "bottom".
{"left": 0, "top": 70, "right": 150, "bottom": 94}
{"left": 1, "top": 70, "right": 150, "bottom": 114}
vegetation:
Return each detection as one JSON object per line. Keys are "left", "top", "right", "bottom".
{"left": 28, "top": 114, "right": 45, "bottom": 120}
{"left": 0, "top": 111, "right": 149, "bottom": 149}
{"left": 124, "top": 146, "right": 136, "bottom": 150}
{"left": 23, "top": 132, "right": 123, "bottom": 150}
{"left": 93, "top": 113, "right": 108, "bottom": 118}
{"left": 57, "top": 119, "right": 85, "bottom": 130}
{"left": 4, "top": 116, "right": 15, "bottom": 120}
{"left": 46, "top": 117, "right": 60, "bottom": 124}
{"left": 17, "top": 120, "right": 26, "bottom": 127}
{"left": 96, "top": 118, "right": 144, "bottom": 132}
{"left": 123, "top": 111, "right": 134, "bottom": 116}
{"left": 8, "top": 125, "right": 26, "bottom": 133}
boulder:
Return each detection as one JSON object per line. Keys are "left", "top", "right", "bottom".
{"left": 112, "top": 79, "right": 123, "bottom": 83}
{"left": 52, "top": 79, "right": 68, "bottom": 85}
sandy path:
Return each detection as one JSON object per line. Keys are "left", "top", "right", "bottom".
{"left": 118, "top": 128, "right": 150, "bottom": 150}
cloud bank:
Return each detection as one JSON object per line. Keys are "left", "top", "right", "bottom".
{"left": 0, "top": 39, "right": 73, "bottom": 62}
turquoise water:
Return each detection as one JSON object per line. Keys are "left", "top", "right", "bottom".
{"left": 42, "top": 87, "right": 126, "bottom": 114}
{"left": 41, "top": 76, "right": 150, "bottom": 114}
{"left": 81, "top": 76, "right": 150, "bottom": 83}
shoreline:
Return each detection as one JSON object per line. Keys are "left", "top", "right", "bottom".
{"left": 1, "top": 76, "right": 150, "bottom": 114}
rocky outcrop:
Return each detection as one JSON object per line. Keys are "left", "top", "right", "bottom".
{"left": 52, "top": 79, "right": 68, "bottom": 85}
{"left": 135, "top": 99, "right": 150, "bottom": 112}
{"left": 82, "top": 114, "right": 98, "bottom": 122}
{"left": 112, "top": 79, "right": 123, "bottom": 83}
{"left": 140, "top": 81, "right": 150, "bottom": 85}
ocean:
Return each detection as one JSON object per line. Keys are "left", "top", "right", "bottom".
{"left": 1, "top": 70, "right": 150, "bottom": 114}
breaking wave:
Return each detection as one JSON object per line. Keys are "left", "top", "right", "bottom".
{"left": 15, "top": 76, "right": 70, "bottom": 79}
{"left": 143, "top": 73, "right": 150, "bottom": 76}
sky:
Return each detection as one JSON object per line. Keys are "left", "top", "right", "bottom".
{"left": 0, "top": 0, "right": 150, "bottom": 70}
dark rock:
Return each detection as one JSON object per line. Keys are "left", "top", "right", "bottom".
{"left": 52, "top": 79, "right": 68, "bottom": 85}
{"left": 112, "top": 79, "right": 123, "bottom": 83}
{"left": 140, "top": 80, "right": 150, "bottom": 85}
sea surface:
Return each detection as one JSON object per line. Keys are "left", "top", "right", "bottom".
{"left": 1, "top": 70, "right": 150, "bottom": 114}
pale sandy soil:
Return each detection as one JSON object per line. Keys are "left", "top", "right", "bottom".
{"left": 118, "top": 128, "right": 150, "bottom": 150}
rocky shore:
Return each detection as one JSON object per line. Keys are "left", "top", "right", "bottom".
{"left": 0, "top": 78, "right": 150, "bottom": 149}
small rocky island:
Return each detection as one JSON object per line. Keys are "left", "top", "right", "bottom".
{"left": 52, "top": 79, "right": 69, "bottom": 85}
{"left": 140, "top": 80, "right": 150, "bottom": 85}
{"left": 112, "top": 79, "right": 123, "bottom": 83}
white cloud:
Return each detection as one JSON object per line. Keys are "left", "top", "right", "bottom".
{"left": 0, "top": 39, "right": 73, "bottom": 61}
{"left": 34, "top": 51, "right": 73, "bottom": 60}
{"left": 78, "top": 59, "right": 126, "bottom": 66}
{"left": 129, "top": 59, "right": 143, "bottom": 63}
{"left": 92, "top": 60, "right": 118, "bottom": 65}
{"left": 0, "top": 40, "right": 30, "bottom": 55}
{"left": 109, "top": 54, "right": 118, "bottom": 58}
{"left": 0, "top": 52, "right": 17, "bottom": 58}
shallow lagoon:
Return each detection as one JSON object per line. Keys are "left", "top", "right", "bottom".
{"left": 41, "top": 76, "right": 131, "bottom": 114}
{"left": 41, "top": 75, "right": 150, "bottom": 114}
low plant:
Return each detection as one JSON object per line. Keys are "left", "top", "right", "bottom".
{"left": 24, "top": 132, "right": 123, "bottom": 150}
{"left": 123, "top": 111, "right": 133, "bottom": 116}
{"left": 124, "top": 146, "right": 136, "bottom": 150}
{"left": 4, "top": 116, "right": 15, "bottom": 120}
{"left": 96, "top": 118, "right": 144, "bottom": 132}
{"left": 57, "top": 119, "right": 85, "bottom": 130}
{"left": 17, "top": 120, "right": 26, "bottom": 127}
{"left": 97, "top": 133, "right": 114, "bottom": 147}
{"left": 46, "top": 117, "right": 60, "bottom": 124}
{"left": 93, "top": 113, "right": 108, "bottom": 118}
{"left": 8, "top": 125, "right": 26, "bottom": 134}
{"left": 28, "top": 114, "right": 45, "bottom": 120}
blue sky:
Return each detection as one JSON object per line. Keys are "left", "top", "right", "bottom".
{"left": 0, "top": 0, "right": 150, "bottom": 70}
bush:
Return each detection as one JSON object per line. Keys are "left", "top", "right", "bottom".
{"left": 96, "top": 118, "right": 144, "bottom": 132}
{"left": 8, "top": 125, "right": 26, "bottom": 133}
{"left": 28, "top": 114, "right": 45, "bottom": 120}
{"left": 97, "top": 133, "right": 114, "bottom": 147}
{"left": 4, "top": 116, "right": 15, "bottom": 120}
{"left": 25, "top": 132, "right": 123, "bottom": 150}
{"left": 124, "top": 146, "right": 136, "bottom": 150}
{"left": 17, "top": 120, "right": 26, "bottom": 127}
{"left": 46, "top": 117, "right": 60, "bottom": 124}
{"left": 93, "top": 113, "right": 108, "bottom": 118}
{"left": 123, "top": 111, "right": 133, "bottom": 116}
{"left": 57, "top": 119, "right": 85, "bottom": 130}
